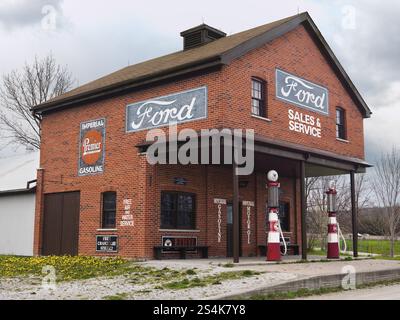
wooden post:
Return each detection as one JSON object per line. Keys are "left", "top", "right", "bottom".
{"left": 300, "top": 161, "right": 307, "bottom": 260}
{"left": 350, "top": 171, "right": 358, "bottom": 258}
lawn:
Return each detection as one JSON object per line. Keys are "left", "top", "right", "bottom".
{"left": 346, "top": 239, "right": 400, "bottom": 256}
{"left": 309, "top": 239, "right": 400, "bottom": 256}
{"left": 0, "top": 255, "right": 260, "bottom": 290}
{"left": 0, "top": 255, "right": 131, "bottom": 281}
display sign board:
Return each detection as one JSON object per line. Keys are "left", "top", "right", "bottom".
{"left": 126, "top": 86, "right": 207, "bottom": 132}
{"left": 78, "top": 118, "right": 106, "bottom": 176}
{"left": 96, "top": 235, "right": 118, "bottom": 253}
{"left": 276, "top": 69, "right": 329, "bottom": 115}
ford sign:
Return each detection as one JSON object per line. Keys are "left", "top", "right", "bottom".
{"left": 126, "top": 86, "right": 208, "bottom": 132}
{"left": 276, "top": 69, "right": 329, "bottom": 115}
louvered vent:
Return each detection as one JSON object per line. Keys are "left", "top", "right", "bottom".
{"left": 207, "top": 29, "right": 223, "bottom": 40}
{"left": 181, "top": 24, "right": 226, "bottom": 50}
{"left": 184, "top": 31, "right": 203, "bottom": 50}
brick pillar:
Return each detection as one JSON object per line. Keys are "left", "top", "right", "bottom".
{"left": 33, "top": 168, "right": 44, "bottom": 256}
{"left": 136, "top": 154, "right": 152, "bottom": 259}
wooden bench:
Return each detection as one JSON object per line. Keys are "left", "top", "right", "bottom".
{"left": 153, "top": 246, "right": 209, "bottom": 260}
{"left": 258, "top": 243, "right": 299, "bottom": 256}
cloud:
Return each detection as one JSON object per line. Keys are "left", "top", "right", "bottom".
{"left": 306, "top": 0, "right": 400, "bottom": 158}
{"left": 0, "top": 0, "right": 64, "bottom": 30}
{"left": 326, "top": 0, "right": 400, "bottom": 101}
{"left": 0, "top": 0, "right": 399, "bottom": 160}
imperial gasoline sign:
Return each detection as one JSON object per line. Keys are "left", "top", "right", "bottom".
{"left": 78, "top": 118, "right": 106, "bottom": 176}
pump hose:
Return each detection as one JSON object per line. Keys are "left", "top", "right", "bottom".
{"left": 337, "top": 222, "right": 347, "bottom": 253}
{"left": 277, "top": 219, "right": 288, "bottom": 256}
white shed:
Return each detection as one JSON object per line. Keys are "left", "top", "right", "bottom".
{"left": 0, "top": 152, "right": 39, "bottom": 256}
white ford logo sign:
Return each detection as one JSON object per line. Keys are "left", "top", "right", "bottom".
{"left": 126, "top": 86, "right": 208, "bottom": 132}
{"left": 276, "top": 69, "right": 329, "bottom": 115}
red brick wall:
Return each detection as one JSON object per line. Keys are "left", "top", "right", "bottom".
{"left": 221, "top": 24, "right": 365, "bottom": 159}
{"left": 34, "top": 25, "right": 366, "bottom": 258}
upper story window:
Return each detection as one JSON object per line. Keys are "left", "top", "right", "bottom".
{"left": 102, "top": 192, "right": 116, "bottom": 229}
{"left": 251, "top": 78, "right": 267, "bottom": 118}
{"left": 336, "top": 107, "right": 346, "bottom": 140}
{"left": 161, "top": 192, "right": 196, "bottom": 230}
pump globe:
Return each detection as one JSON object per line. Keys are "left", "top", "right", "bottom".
{"left": 267, "top": 170, "right": 279, "bottom": 182}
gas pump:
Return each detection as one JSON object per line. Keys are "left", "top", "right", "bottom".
{"left": 326, "top": 183, "right": 346, "bottom": 259}
{"left": 266, "top": 170, "right": 287, "bottom": 261}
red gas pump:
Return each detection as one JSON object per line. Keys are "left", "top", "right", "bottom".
{"left": 326, "top": 185, "right": 339, "bottom": 259}
{"left": 266, "top": 170, "right": 282, "bottom": 261}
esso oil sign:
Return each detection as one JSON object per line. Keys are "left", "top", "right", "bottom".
{"left": 78, "top": 118, "right": 106, "bottom": 176}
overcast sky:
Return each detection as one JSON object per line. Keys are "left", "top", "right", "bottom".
{"left": 0, "top": 0, "right": 399, "bottom": 163}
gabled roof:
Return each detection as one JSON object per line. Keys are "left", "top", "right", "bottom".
{"left": 32, "top": 12, "right": 371, "bottom": 118}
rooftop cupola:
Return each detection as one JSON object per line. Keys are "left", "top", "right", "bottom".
{"left": 180, "top": 24, "right": 226, "bottom": 50}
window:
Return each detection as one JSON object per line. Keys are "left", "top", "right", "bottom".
{"left": 161, "top": 192, "right": 196, "bottom": 230}
{"left": 251, "top": 78, "right": 266, "bottom": 118}
{"left": 336, "top": 107, "right": 346, "bottom": 140}
{"left": 102, "top": 192, "right": 116, "bottom": 229}
{"left": 279, "top": 201, "right": 290, "bottom": 232}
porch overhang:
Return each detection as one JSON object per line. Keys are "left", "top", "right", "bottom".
{"left": 136, "top": 130, "right": 372, "bottom": 176}
{"left": 253, "top": 134, "right": 371, "bottom": 176}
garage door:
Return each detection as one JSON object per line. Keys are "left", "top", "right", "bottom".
{"left": 42, "top": 192, "right": 80, "bottom": 256}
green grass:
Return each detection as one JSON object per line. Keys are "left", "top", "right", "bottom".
{"left": 308, "top": 239, "right": 400, "bottom": 256}
{"left": 0, "top": 256, "right": 262, "bottom": 291}
{"left": 307, "top": 249, "right": 353, "bottom": 258}
{"left": 162, "top": 270, "right": 261, "bottom": 290}
{"left": 346, "top": 239, "right": 400, "bottom": 256}
{"left": 0, "top": 255, "right": 133, "bottom": 281}
{"left": 249, "top": 287, "right": 344, "bottom": 300}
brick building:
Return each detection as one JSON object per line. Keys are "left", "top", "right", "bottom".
{"left": 32, "top": 12, "right": 371, "bottom": 260}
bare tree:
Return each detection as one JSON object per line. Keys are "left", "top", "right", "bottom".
{"left": 0, "top": 54, "right": 74, "bottom": 150}
{"left": 306, "top": 176, "right": 351, "bottom": 250}
{"left": 371, "top": 148, "right": 400, "bottom": 257}
{"left": 306, "top": 173, "right": 372, "bottom": 251}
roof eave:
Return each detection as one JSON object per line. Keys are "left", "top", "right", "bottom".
{"left": 33, "top": 12, "right": 372, "bottom": 119}
{"left": 0, "top": 186, "right": 36, "bottom": 197}
{"left": 219, "top": 12, "right": 372, "bottom": 119}
{"left": 32, "top": 55, "right": 224, "bottom": 114}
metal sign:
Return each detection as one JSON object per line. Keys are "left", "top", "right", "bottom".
{"left": 276, "top": 69, "right": 329, "bottom": 115}
{"left": 126, "top": 86, "right": 208, "bottom": 132}
{"left": 96, "top": 235, "right": 118, "bottom": 253}
{"left": 78, "top": 118, "right": 106, "bottom": 176}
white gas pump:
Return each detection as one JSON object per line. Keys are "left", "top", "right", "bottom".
{"left": 266, "top": 170, "right": 287, "bottom": 261}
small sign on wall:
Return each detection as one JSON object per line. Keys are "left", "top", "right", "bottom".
{"left": 126, "top": 86, "right": 208, "bottom": 132}
{"left": 78, "top": 118, "right": 106, "bottom": 176}
{"left": 120, "top": 198, "right": 134, "bottom": 227}
{"left": 214, "top": 198, "right": 227, "bottom": 243}
{"left": 276, "top": 69, "right": 329, "bottom": 116}
{"left": 96, "top": 235, "right": 118, "bottom": 253}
